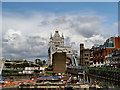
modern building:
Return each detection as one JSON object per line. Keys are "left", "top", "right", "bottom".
{"left": 105, "top": 50, "right": 120, "bottom": 68}
{"left": 80, "top": 44, "right": 91, "bottom": 67}
{"left": 48, "top": 30, "right": 78, "bottom": 66}
{"left": 92, "top": 36, "right": 120, "bottom": 67}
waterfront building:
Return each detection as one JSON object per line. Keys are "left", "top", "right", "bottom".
{"left": 92, "top": 36, "right": 120, "bottom": 67}
{"left": 105, "top": 50, "right": 120, "bottom": 68}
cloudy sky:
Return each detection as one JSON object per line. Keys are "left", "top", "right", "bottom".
{"left": 2, "top": 2, "right": 118, "bottom": 61}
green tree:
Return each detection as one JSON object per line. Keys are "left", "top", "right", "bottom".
{"left": 37, "top": 62, "right": 43, "bottom": 66}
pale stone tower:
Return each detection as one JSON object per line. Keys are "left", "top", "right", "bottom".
{"left": 48, "top": 30, "right": 64, "bottom": 65}
{"left": 61, "top": 33, "right": 64, "bottom": 46}
{"left": 48, "top": 30, "right": 78, "bottom": 66}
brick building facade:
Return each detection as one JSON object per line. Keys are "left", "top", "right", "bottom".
{"left": 80, "top": 44, "right": 90, "bottom": 67}
{"left": 93, "top": 37, "right": 120, "bottom": 67}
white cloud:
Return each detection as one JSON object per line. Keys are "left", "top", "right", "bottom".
{"left": 2, "top": 29, "right": 47, "bottom": 60}
{"left": 2, "top": 12, "right": 115, "bottom": 60}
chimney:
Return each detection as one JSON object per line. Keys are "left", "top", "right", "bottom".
{"left": 80, "top": 43, "right": 84, "bottom": 51}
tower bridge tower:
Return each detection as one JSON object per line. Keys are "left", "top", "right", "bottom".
{"left": 48, "top": 30, "right": 78, "bottom": 66}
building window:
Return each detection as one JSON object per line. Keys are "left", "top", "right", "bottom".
{"left": 97, "top": 53, "right": 99, "bottom": 57}
{"left": 94, "top": 60, "right": 96, "bottom": 64}
{"left": 85, "top": 62, "right": 89, "bottom": 65}
{"left": 105, "top": 50, "right": 107, "bottom": 55}
{"left": 55, "top": 45, "right": 58, "bottom": 47}
{"left": 85, "top": 54, "right": 89, "bottom": 56}
{"left": 102, "top": 52, "right": 104, "bottom": 56}
{"left": 100, "top": 52, "right": 102, "bottom": 56}
{"left": 85, "top": 58, "right": 88, "bottom": 60}
{"left": 101, "top": 59, "right": 103, "bottom": 64}
{"left": 96, "top": 54, "right": 97, "bottom": 57}
{"left": 97, "top": 60, "right": 100, "bottom": 64}
{"left": 90, "top": 58, "right": 93, "bottom": 61}
{"left": 90, "top": 63, "right": 93, "bottom": 65}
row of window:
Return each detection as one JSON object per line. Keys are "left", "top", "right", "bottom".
{"left": 94, "top": 50, "right": 115, "bottom": 57}
{"left": 94, "top": 59, "right": 103, "bottom": 64}
{"left": 84, "top": 54, "right": 89, "bottom": 56}
{"left": 85, "top": 62, "right": 89, "bottom": 65}
{"left": 94, "top": 52, "right": 104, "bottom": 57}
{"left": 84, "top": 58, "right": 88, "bottom": 60}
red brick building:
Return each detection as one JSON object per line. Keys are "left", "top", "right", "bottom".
{"left": 93, "top": 37, "right": 120, "bottom": 67}
{"left": 114, "top": 37, "right": 120, "bottom": 49}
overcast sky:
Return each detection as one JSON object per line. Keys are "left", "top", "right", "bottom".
{"left": 2, "top": 2, "right": 118, "bottom": 61}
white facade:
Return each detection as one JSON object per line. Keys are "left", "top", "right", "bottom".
{"left": 25, "top": 67, "right": 39, "bottom": 70}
